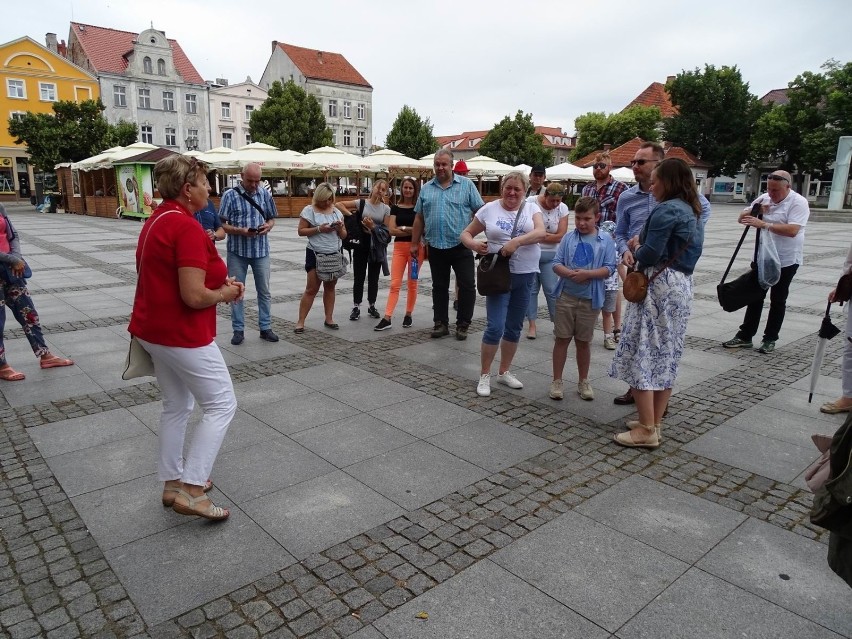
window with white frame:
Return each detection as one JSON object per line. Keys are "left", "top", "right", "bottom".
{"left": 143, "top": 57, "right": 153, "bottom": 74}
{"left": 328, "top": 99, "right": 337, "bottom": 118}
{"left": 343, "top": 101, "right": 351, "bottom": 119}
{"left": 222, "top": 132, "right": 232, "bottom": 148}
{"left": 165, "top": 127, "right": 176, "bottom": 146}
{"left": 39, "top": 82, "right": 57, "bottom": 102}
{"left": 330, "top": 128, "right": 337, "bottom": 145}
{"left": 113, "top": 85, "right": 126, "bottom": 107}
{"left": 157, "top": 59, "right": 166, "bottom": 75}
{"left": 187, "top": 128, "right": 198, "bottom": 146}
{"left": 7, "top": 79, "right": 25, "bottom": 99}
{"left": 245, "top": 104, "right": 254, "bottom": 121}
{"left": 185, "top": 93, "right": 197, "bottom": 113}
{"left": 357, "top": 130, "right": 365, "bottom": 148}
{"left": 141, "top": 125, "right": 153, "bottom": 144}
{"left": 162, "top": 91, "right": 174, "bottom": 111}
{"left": 10, "top": 112, "right": 26, "bottom": 123}
{"left": 221, "top": 102, "right": 231, "bottom": 119}
{"left": 138, "top": 87, "right": 151, "bottom": 109}
{"left": 357, "top": 102, "right": 365, "bottom": 120}
{"left": 246, "top": 133, "right": 252, "bottom": 145}
{"left": 343, "top": 130, "right": 351, "bottom": 147}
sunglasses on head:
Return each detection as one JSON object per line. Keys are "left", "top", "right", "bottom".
{"left": 767, "top": 174, "right": 789, "bottom": 183}
{"left": 630, "top": 159, "right": 657, "bottom": 167}
{"left": 592, "top": 163, "right": 608, "bottom": 170}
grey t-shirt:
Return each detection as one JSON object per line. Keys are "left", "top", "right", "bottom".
{"left": 362, "top": 200, "right": 390, "bottom": 224}
{"left": 301, "top": 205, "right": 344, "bottom": 254}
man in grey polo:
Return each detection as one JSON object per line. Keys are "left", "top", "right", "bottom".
{"left": 411, "top": 149, "right": 484, "bottom": 340}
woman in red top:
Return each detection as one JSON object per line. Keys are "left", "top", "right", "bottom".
{"left": 129, "top": 156, "right": 244, "bottom": 521}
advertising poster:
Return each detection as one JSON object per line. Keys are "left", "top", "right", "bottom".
{"left": 118, "top": 165, "right": 139, "bottom": 213}
{"left": 138, "top": 165, "right": 155, "bottom": 214}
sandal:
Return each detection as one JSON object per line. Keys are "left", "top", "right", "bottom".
{"left": 820, "top": 400, "right": 852, "bottom": 415}
{"left": 614, "top": 423, "right": 660, "bottom": 449}
{"left": 324, "top": 321, "right": 339, "bottom": 330}
{"left": 40, "top": 355, "right": 74, "bottom": 369}
{"left": 171, "top": 488, "right": 229, "bottom": 521}
{"left": 162, "top": 479, "right": 213, "bottom": 507}
{"left": 293, "top": 327, "right": 305, "bottom": 334}
{"left": 0, "top": 367, "right": 25, "bottom": 381}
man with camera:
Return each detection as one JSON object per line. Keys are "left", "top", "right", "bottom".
{"left": 220, "top": 162, "right": 278, "bottom": 345}
{"left": 722, "top": 169, "right": 809, "bottom": 354}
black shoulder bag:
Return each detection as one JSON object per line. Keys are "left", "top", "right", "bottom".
{"left": 476, "top": 204, "right": 523, "bottom": 297}
{"left": 342, "top": 198, "right": 365, "bottom": 253}
{"left": 717, "top": 202, "right": 766, "bottom": 312}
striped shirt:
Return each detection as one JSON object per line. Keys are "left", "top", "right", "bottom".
{"left": 219, "top": 186, "right": 278, "bottom": 258}
{"left": 415, "top": 174, "right": 484, "bottom": 249}
{"left": 582, "top": 177, "right": 628, "bottom": 223}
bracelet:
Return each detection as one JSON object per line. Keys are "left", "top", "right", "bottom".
{"left": 218, "top": 291, "right": 224, "bottom": 304}
{"left": 765, "top": 222, "right": 772, "bottom": 232}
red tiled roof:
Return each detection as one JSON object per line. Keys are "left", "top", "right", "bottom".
{"left": 760, "top": 88, "right": 789, "bottom": 106}
{"left": 69, "top": 22, "right": 204, "bottom": 84}
{"left": 437, "top": 127, "right": 574, "bottom": 152}
{"left": 623, "top": 81, "right": 678, "bottom": 118}
{"left": 575, "top": 137, "right": 711, "bottom": 169}
{"left": 276, "top": 42, "right": 370, "bottom": 88}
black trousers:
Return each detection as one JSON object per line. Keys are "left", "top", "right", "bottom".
{"left": 736, "top": 263, "right": 799, "bottom": 342}
{"left": 352, "top": 244, "right": 380, "bottom": 306}
{"left": 428, "top": 243, "right": 475, "bottom": 326}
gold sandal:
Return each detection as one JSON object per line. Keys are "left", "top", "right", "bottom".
{"left": 171, "top": 489, "right": 229, "bottom": 521}
{"left": 162, "top": 479, "right": 213, "bottom": 507}
{"left": 614, "top": 423, "right": 660, "bottom": 449}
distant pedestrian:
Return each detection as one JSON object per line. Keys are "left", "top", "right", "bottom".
{"left": 194, "top": 198, "right": 225, "bottom": 243}
{"left": 527, "top": 165, "right": 547, "bottom": 197}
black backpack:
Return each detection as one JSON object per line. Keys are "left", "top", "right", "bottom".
{"left": 342, "top": 199, "right": 365, "bottom": 252}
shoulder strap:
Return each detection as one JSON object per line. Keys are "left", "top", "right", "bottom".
{"left": 237, "top": 188, "right": 268, "bottom": 218}
{"left": 139, "top": 210, "right": 179, "bottom": 274}
{"left": 358, "top": 198, "right": 366, "bottom": 220}
{"left": 719, "top": 203, "right": 763, "bottom": 285}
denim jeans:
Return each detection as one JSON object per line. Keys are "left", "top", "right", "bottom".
{"left": 428, "top": 244, "right": 476, "bottom": 326}
{"left": 736, "top": 263, "right": 798, "bottom": 342}
{"left": 526, "top": 248, "right": 558, "bottom": 321}
{"left": 227, "top": 253, "right": 271, "bottom": 332}
{"left": 483, "top": 272, "right": 535, "bottom": 345}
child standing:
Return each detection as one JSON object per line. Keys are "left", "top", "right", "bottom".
{"left": 600, "top": 220, "right": 621, "bottom": 349}
{"left": 550, "top": 197, "right": 617, "bottom": 401}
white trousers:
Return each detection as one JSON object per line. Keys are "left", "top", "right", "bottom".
{"left": 138, "top": 338, "right": 236, "bottom": 486}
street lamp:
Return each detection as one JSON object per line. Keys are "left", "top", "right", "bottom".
{"left": 360, "top": 148, "right": 366, "bottom": 157}
{"left": 185, "top": 135, "right": 199, "bottom": 151}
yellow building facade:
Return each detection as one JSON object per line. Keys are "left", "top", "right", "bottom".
{"left": 0, "top": 36, "right": 99, "bottom": 201}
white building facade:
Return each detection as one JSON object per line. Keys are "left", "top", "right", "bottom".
{"left": 208, "top": 79, "right": 268, "bottom": 150}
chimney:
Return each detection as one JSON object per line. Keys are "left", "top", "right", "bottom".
{"left": 271, "top": 40, "right": 278, "bottom": 53}
{"left": 215, "top": 78, "right": 228, "bottom": 86}
{"left": 666, "top": 75, "right": 676, "bottom": 84}
{"left": 45, "top": 33, "right": 58, "bottom": 52}
{"left": 58, "top": 40, "right": 67, "bottom": 58}
{"left": 603, "top": 144, "right": 611, "bottom": 152}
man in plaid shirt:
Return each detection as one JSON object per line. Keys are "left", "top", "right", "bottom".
{"left": 581, "top": 152, "right": 627, "bottom": 224}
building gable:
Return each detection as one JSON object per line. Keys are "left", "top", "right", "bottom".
{"left": 623, "top": 80, "right": 678, "bottom": 118}
{"left": 273, "top": 42, "right": 371, "bottom": 89}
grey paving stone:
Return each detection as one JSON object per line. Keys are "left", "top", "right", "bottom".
{"left": 104, "top": 510, "right": 294, "bottom": 626}
{"left": 28, "top": 409, "right": 151, "bottom": 458}
{"left": 291, "top": 414, "right": 416, "bottom": 468}
{"left": 722, "top": 403, "right": 844, "bottom": 446}
{"left": 374, "top": 559, "right": 607, "bottom": 639}
{"left": 233, "top": 374, "right": 315, "bottom": 409}
{"left": 575, "top": 474, "right": 747, "bottom": 563}
{"left": 368, "top": 395, "right": 481, "bottom": 438}
{"left": 243, "top": 392, "right": 361, "bottom": 436}
{"left": 284, "top": 362, "right": 376, "bottom": 389}
{"left": 618, "top": 568, "right": 844, "bottom": 639}
{"left": 346, "top": 442, "right": 490, "bottom": 510}
{"left": 426, "top": 417, "right": 553, "bottom": 473}
{"left": 696, "top": 518, "right": 852, "bottom": 636}
{"left": 243, "top": 470, "right": 403, "bottom": 560}
{"left": 323, "top": 377, "right": 426, "bottom": 411}
{"left": 492, "top": 511, "right": 687, "bottom": 633}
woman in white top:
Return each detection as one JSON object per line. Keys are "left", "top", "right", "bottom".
{"left": 525, "top": 182, "right": 570, "bottom": 339}
{"left": 460, "top": 171, "right": 545, "bottom": 397}
{"left": 295, "top": 183, "right": 347, "bottom": 332}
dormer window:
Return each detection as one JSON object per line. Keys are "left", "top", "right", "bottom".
{"left": 157, "top": 59, "right": 166, "bottom": 75}
{"left": 143, "top": 57, "right": 153, "bottom": 74}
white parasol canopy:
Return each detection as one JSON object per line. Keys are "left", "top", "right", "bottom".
{"left": 362, "top": 148, "right": 430, "bottom": 172}
{"left": 464, "top": 155, "right": 515, "bottom": 177}
{"left": 611, "top": 167, "right": 637, "bottom": 183}
{"left": 546, "top": 162, "right": 593, "bottom": 181}
{"left": 71, "top": 144, "right": 159, "bottom": 171}
{"left": 298, "top": 146, "right": 374, "bottom": 176}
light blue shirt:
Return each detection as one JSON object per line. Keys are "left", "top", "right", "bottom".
{"left": 552, "top": 229, "right": 617, "bottom": 310}
{"left": 415, "top": 174, "right": 484, "bottom": 249}
{"left": 219, "top": 186, "right": 278, "bottom": 259}
{"left": 615, "top": 185, "right": 710, "bottom": 256}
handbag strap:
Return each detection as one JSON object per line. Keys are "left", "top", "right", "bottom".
{"left": 138, "top": 209, "right": 180, "bottom": 274}
{"left": 237, "top": 187, "right": 270, "bottom": 219}
{"left": 719, "top": 211, "right": 762, "bottom": 285}
{"left": 497, "top": 202, "right": 525, "bottom": 250}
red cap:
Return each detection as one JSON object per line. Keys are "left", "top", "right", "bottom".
{"left": 453, "top": 160, "right": 469, "bottom": 175}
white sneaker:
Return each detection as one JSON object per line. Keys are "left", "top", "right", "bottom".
{"left": 496, "top": 371, "right": 523, "bottom": 389}
{"left": 549, "top": 379, "right": 564, "bottom": 400}
{"left": 578, "top": 379, "right": 594, "bottom": 401}
{"left": 477, "top": 374, "right": 491, "bottom": 397}
{"left": 604, "top": 335, "right": 616, "bottom": 350}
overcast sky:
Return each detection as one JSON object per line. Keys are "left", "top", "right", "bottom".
{"left": 8, "top": 0, "right": 852, "bottom": 147}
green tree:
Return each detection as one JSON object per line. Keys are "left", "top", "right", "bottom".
{"left": 665, "top": 64, "right": 765, "bottom": 177}
{"left": 8, "top": 99, "right": 134, "bottom": 172}
{"left": 385, "top": 105, "right": 438, "bottom": 159}
{"left": 570, "top": 106, "right": 661, "bottom": 161}
{"left": 249, "top": 80, "right": 332, "bottom": 153}
{"left": 104, "top": 119, "right": 138, "bottom": 148}
{"left": 479, "top": 110, "right": 552, "bottom": 166}
{"left": 751, "top": 60, "right": 852, "bottom": 177}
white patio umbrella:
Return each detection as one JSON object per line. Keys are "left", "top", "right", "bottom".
{"left": 546, "top": 162, "right": 593, "bottom": 181}
{"left": 299, "top": 146, "right": 374, "bottom": 176}
{"left": 72, "top": 146, "right": 126, "bottom": 171}
{"left": 514, "top": 163, "right": 532, "bottom": 174}
{"left": 193, "top": 146, "right": 238, "bottom": 168}
{"left": 464, "top": 155, "right": 515, "bottom": 177}
{"left": 611, "top": 167, "right": 637, "bottom": 183}
{"left": 362, "top": 149, "right": 425, "bottom": 173}
{"left": 231, "top": 143, "right": 311, "bottom": 172}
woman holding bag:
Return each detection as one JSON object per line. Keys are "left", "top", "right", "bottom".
{"left": 130, "top": 155, "right": 244, "bottom": 520}
{"left": 295, "top": 183, "right": 347, "bottom": 332}
{"left": 609, "top": 158, "right": 704, "bottom": 449}
{"left": 460, "top": 171, "right": 544, "bottom": 397}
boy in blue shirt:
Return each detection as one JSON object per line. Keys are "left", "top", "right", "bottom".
{"left": 550, "top": 197, "right": 617, "bottom": 401}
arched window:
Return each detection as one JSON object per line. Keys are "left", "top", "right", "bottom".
{"left": 157, "top": 59, "right": 166, "bottom": 75}
{"left": 143, "top": 56, "right": 152, "bottom": 74}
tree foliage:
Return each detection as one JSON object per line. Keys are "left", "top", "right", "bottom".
{"left": 665, "top": 64, "right": 765, "bottom": 177}
{"left": 570, "top": 106, "right": 661, "bottom": 162}
{"left": 7, "top": 99, "right": 137, "bottom": 173}
{"left": 750, "top": 60, "right": 852, "bottom": 176}
{"left": 385, "top": 105, "right": 438, "bottom": 159}
{"left": 479, "top": 110, "right": 552, "bottom": 167}
{"left": 249, "top": 80, "right": 332, "bottom": 153}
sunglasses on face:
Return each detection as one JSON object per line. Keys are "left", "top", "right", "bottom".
{"left": 630, "top": 159, "right": 657, "bottom": 167}
{"left": 767, "top": 175, "right": 789, "bottom": 183}
{"left": 593, "top": 163, "right": 608, "bottom": 170}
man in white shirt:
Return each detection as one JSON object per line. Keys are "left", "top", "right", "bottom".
{"left": 722, "top": 170, "right": 810, "bottom": 354}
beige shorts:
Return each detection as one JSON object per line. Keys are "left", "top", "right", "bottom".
{"left": 554, "top": 291, "right": 599, "bottom": 342}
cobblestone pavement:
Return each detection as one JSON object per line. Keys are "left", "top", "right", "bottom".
{"left": 0, "top": 203, "right": 850, "bottom": 638}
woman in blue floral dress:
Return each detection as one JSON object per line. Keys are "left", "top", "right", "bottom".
{"left": 609, "top": 158, "right": 704, "bottom": 449}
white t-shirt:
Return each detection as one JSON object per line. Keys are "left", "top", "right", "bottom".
{"left": 301, "top": 205, "right": 344, "bottom": 254}
{"left": 753, "top": 190, "right": 810, "bottom": 266}
{"left": 474, "top": 200, "right": 542, "bottom": 274}
{"left": 526, "top": 195, "right": 569, "bottom": 250}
